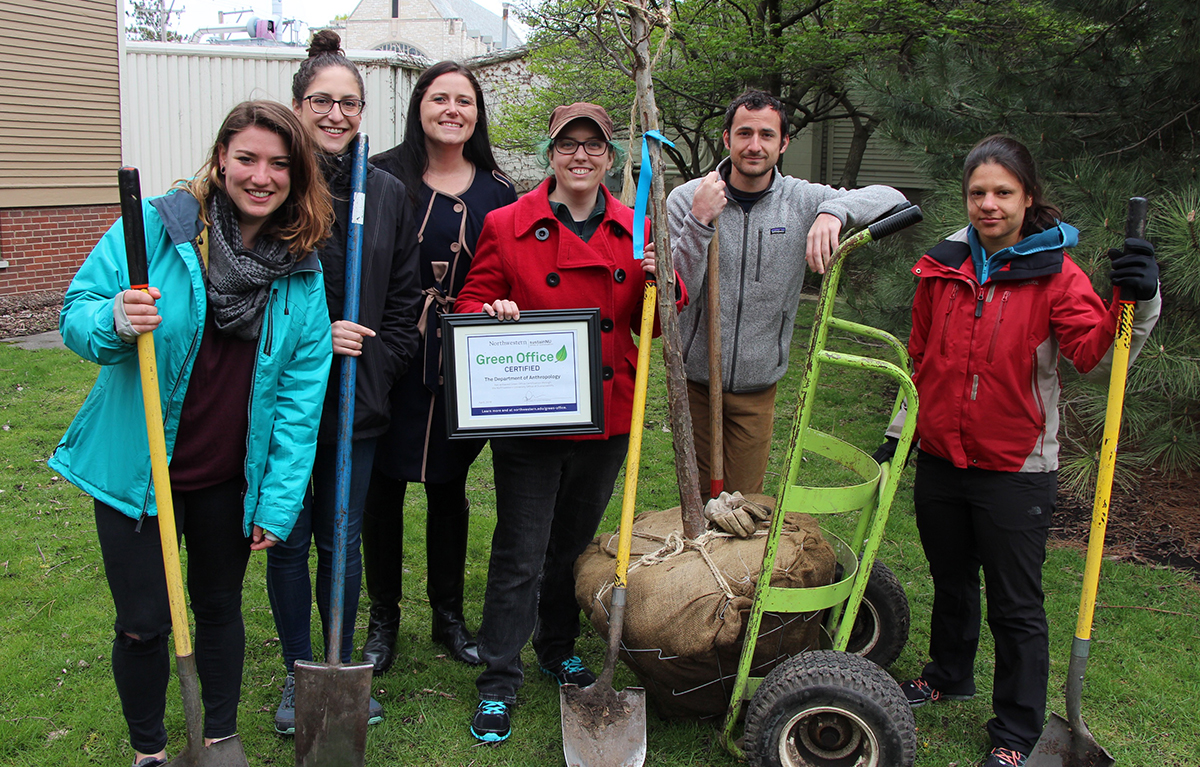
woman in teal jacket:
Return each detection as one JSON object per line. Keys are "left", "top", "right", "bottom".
{"left": 49, "top": 101, "right": 333, "bottom": 767}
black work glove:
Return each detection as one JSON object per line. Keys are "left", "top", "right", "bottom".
{"left": 1108, "top": 238, "right": 1159, "bottom": 301}
{"left": 872, "top": 437, "right": 899, "bottom": 465}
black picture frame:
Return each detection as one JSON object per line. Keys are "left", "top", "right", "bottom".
{"left": 441, "top": 309, "right": 605, "bottom": 439}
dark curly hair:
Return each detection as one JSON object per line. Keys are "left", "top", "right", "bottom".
{"left": 723, "top": 89, "right": 787, "bottom": 137}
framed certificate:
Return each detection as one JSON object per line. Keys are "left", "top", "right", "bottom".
{"left": 441, "top": 309, "right": 605, "bottom": 439}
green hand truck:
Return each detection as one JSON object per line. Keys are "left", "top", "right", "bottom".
{"left": 721, "top": 204, "right": 924, "bottom": 767}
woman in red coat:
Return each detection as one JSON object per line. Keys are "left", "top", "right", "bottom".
{"left": 455, "top": 102, "right": 685, "bottom": 743}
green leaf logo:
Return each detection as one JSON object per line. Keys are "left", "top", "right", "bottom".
{"left": 555, "top": 345, "right": 568, "bottom": 362}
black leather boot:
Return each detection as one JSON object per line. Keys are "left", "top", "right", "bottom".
{"left": 361, "top": 470, "right": 405, "bottom": 675}
{"left": 426, "top": 487, "right": 482, "bottom": 666}
{"left": 362, "top": 605, "right": 401, "bottom": 675}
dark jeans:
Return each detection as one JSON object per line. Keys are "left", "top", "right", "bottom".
{"left": 475, "top": 435, "right": 629, "bottom": 704}
{"left": 913, "top": 450, "right": 1055, "bottom": 753}
{"left": 95, "top": 478, "right": 252, "bottom": 753}
{"left": 266, "top": 439, "right": 376, "bottom": 670}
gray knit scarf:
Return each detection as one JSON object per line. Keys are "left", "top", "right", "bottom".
{"left": 205, "top": 191, "right": 294, "bottom": 341}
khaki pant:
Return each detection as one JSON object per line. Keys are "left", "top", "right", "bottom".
{"left": 687, "top": 379, "right": 777, "bottom": 501}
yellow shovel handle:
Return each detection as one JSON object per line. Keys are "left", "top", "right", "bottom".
{"left": 1075, "top": 301, "right": 1134, "bottom": 641}
{"left": 135, "top": 329, "right": 192, "bottom": 657}
{"left": 615, "top": 281, "right": 657, "bottom": 589}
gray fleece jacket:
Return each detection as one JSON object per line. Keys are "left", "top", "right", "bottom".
{"left": 669, "top": 159, "right": 907, "bottom": 392}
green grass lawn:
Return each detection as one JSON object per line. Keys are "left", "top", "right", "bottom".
{"left": 1, "top": 302, "right": 1197, "bottom": 766}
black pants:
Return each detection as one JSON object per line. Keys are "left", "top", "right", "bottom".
{"left": 95, "top": 478, "right": 252, "bottom": 753}
{"left": 913, "top": 451, "right": 1055, "bottom": 753}
{"left": 476, "top": 435, "right": 628, "bottom": 703}
{"left": 362, "top": 469, "right": 473, "bottom": 609}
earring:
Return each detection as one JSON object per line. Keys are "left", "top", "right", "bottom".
{"left": 219, "top": 166, "right": 226, "bottom": 174}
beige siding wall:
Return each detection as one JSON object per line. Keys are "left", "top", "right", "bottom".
{"left": 0, "top": 0, "right": 122, "bottom": 207}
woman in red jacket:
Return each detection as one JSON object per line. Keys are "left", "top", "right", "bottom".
{"left": 454, "top": 102, "right": 684, "bottom": 743}
{"left": 886, "top": 135, "right": 1160, "bottom": 767}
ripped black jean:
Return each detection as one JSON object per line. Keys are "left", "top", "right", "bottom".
{"left": 95, "top": 478, "right": 252, "bottom": 753}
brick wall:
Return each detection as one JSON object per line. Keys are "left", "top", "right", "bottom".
{"left": 0, "top": 204, "right": 119, "bottom": 296}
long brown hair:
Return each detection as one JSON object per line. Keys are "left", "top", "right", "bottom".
{"left": 186, "top": 100, "right": 333, "bottom": 255}
{"left": 962, "top": 135, "right": 1062, "bottom": 237}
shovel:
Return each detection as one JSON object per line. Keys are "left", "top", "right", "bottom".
{"left": 706, "top": 223, "right": 723, "bottom": 499}
{"left": 1026, "top": 197, "right": 1148, "bottom": 767}
{"left": 293, "top": 134, "right": 376, "bottom": 767}
{"left": 559, "top": 277, "right": 653, "bottom": 767}
{"left": 117, "top": 168, "right": 249, "bottom": 767}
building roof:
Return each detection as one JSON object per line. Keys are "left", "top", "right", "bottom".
{"left": 428, "top": 0, "right": 523, "bottom": 45}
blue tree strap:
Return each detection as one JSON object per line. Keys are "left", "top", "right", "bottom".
{"left": 633, "top": 130, "right": 676, "bottom": 260}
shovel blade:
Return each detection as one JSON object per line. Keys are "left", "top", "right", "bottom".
{"left": 1026, "top": 712, "right": 1115, "bottom": 767}
{"left": 560, "top": 684, "right": 647, "bottom": 767}
{"left": 293, "top": 660, "right": 375, "bottom": 767}
{"left": 163, "top": 734, "right": 248, "bottom": 767}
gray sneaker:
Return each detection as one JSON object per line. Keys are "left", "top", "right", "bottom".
{"left": 276, "top": 671, "right": 381, "bottom": 732}
{"left": 274, "top": 673, "right": 296, "bottom": 735}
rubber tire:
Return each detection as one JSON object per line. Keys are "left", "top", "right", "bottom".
{"left": 845, "top": 561, "right": 910, "bottom": 669}
{"left": 743, "top": 650, "right": 916, "bottom": 767}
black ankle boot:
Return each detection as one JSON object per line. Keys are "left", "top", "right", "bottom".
{"left": 362, "top": 605, "right": 401, "bottom": 675}
{"left": 432, "top": 607, "right": 481, "bottom": 665}
{"left": 426, "top": 492, "right": 482, "bottom": 666}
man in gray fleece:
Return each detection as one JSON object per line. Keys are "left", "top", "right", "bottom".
{"left": 668, "top": 89, "right": 907, "bottom": 502}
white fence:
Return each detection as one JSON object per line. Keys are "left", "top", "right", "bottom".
{"left": 121, "top": 42, "right": 424, "bottom": 197}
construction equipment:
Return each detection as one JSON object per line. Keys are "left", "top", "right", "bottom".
{"left": 118, "top": 167, "right": 250, "bottom": 767}
{"left": 559, "top": 274, "right": 654, "bottom": 767}
{"left": 1025, "top": 197, "right": 1148, "bottom": 767}
{"left": 720, "top": 204, "right": 924, "bottom": 767}
{"left": 293, "top": 134, "right": 376, "bottom": 767}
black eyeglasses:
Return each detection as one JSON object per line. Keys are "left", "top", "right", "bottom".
{"left": 303, "top": 95, "right": 365, "bottom": 116}
{"left": 552, "top": 138, "right": 609, "bottom": 156}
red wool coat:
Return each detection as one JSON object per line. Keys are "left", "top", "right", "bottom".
{"left": 455, "top": 179, "right": 687, "bottom": 439}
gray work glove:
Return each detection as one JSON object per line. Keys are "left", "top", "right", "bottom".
{"left": 703, "top": 491, "right": 772, "bottom": 538}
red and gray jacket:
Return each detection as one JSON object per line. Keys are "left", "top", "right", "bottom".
{"left": 891, "top": 224, "right": 1160, "bottom": 473}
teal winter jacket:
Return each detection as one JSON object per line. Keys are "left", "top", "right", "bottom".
{"left": 48, "top": 190, "right": 332, "bottom": 540}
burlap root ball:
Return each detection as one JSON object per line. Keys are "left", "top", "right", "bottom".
{"left": 574, "top": 496, "right": 836, "bottom": 719}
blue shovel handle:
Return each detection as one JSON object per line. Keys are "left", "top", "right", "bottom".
{"left": 328, "top": 133, "right": 368, "bottom": 664}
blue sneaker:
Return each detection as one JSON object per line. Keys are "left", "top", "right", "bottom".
{"left": 368, "top": 695, "right": 383, "bottom": 726}
{"left": 470, "top": 700, "right": 511, "bottom": 743}
{"left": 539, "top": 656, "right": 597, "bottom": 688}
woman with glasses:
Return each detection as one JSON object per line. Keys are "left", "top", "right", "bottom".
{"left": 264, "top": 29, "right": 422, "bottom": 735}
{"left": 50, "top": 100, "right": 332, "bottom": 767}
{"left": 454, "top": 102, "right": 686, "bottom": 743}
{"left": 357, "top": 62, "right": 517, "bottom": 673}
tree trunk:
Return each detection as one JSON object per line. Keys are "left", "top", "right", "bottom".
{"left": 836, "top": 105, "right": 875, "bottom": 189}
{"left": 630, "top": 3, "right": 705, "bottom": 540}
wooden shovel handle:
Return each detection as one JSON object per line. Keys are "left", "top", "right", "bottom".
{"left": 707, "top": 222, "right": 723, "bottom": 497}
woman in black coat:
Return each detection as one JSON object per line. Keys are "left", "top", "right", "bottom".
{"left": 360, "top": 61, "right": 516, "bottom": 672}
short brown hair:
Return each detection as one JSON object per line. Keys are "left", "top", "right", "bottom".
{"left": 186, "top": 100, "right": 332, "bottom": 256}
